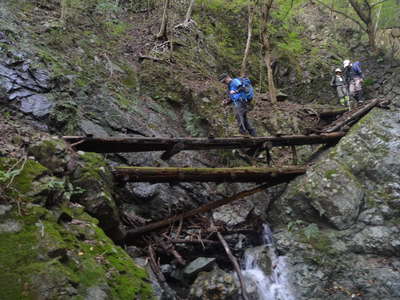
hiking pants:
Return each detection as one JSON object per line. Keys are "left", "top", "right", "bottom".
{"left": 349, "top": 77, "right": 363, "bottom": 101}
{"left": 336, "top": 85, "right": 348, "bottom": 99}
{"left": 234, "top": 101, "right": 256, "bottom": 136}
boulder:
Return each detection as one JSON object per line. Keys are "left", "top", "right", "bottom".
{"left": 0, "top": 204, "right": 154, "bottom": 300}
{"left": 20, "top": 94, "right": 53, "bottom": 117}
{"left": 279, "top": 158, "right": 364, "bottom": 229}
{"left": 351, "top": 226, "right": 400, "bottom": 256}
{"left": 71, "top": 152, "right": 123, "bottom": 241}
{"left": 183, "top": 257, "right": 216, "bottom": 279}
{"left": 189, "top": 267, "right": 240, "bottom": 300}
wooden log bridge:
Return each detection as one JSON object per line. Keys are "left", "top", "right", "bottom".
{"left": 63, "top": 132, "right": 345, "bottom": 157}
{"left": 114, "top": 166, "right": 306, "bottom": 183}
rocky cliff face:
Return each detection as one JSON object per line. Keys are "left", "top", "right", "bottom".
{"left": 268, "top": 66, "right": 400, "bottom": 299}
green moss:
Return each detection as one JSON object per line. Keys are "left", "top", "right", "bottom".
{"left": 49, "top": 101, "right": 79, "bottom": 134}
{"left": 0, "top": 158, "right": 48, "bottom": 197}
{"left": 0, "top": 204, "right": 154, "bottom": 299}
{"left": 325, "top": 169, "right": 338, "bottom": 180}
{"left": 78, "top": 152, "right": 108, "bottom": 181}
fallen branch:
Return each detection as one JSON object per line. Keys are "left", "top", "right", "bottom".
{"left": 169, "top": 239, "right": 219, "bottom": 245}
{"left": 152, "top": 233, "right": 186, "bottom": 266}
{"left": 211, "top": 219, "right": 250, "bottom": 300}
{"left": 324, "top": 99, "right": 381, "bottom": 133}
{"left": 125, "top": 180, "right": 293, "bottom": 242}
{"left": 138, "top": 55, "right": 163, "bottom": 62}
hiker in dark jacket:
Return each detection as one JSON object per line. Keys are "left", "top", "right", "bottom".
{"left": 219, "top": 73, "right": 256, "bottom": 137}
{"left": 343, "top": 59, "right": 364, "bottom": 103}
{"left": 330, "top": 68, "right": 350, "bottom": 106}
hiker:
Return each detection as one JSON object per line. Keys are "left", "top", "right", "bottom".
{"left": 330, "top": 68, "right": 350, "bottom": 107}
{"left": 343, "top": 59, "right": 364, "bottom": 103}
{"left": 219, "top": 73, "right": 256, "bottom": 137}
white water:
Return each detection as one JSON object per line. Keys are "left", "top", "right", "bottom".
{"left": 242, "top": 224, "right": 296, "bottom": 300}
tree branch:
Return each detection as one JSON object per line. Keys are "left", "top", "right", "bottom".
{"left": 312, "top": 0, "right": 367, "bottom": 31}
{"left": 348, "top": 0, "right": 370, "bottom": 24}
{"left": 371, "top": 0, "right": 389, "bottom": 7}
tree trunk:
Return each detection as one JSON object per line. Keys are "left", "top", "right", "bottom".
{"left": 367, "top": 22, "right": 377, "bottom": 51}
{"left": 157, "top": 0, "right": 169, "bottom": 40}
{"left": 114, "top": 166, "right": 307, "bottom": 183}
{"left": 184, "top": 0, "right": 196, "bottom": 25}
{"left": 261, "top": 0, "right": 277, "bottom": 103}
{"left": 63, "top": 132, "right": 346, "bottom": 153}
{"left": 263, "top": 38, "right": 277, "bottom": 103}
{"left": 240, "top": 2, "right": 254, "bottom": 77}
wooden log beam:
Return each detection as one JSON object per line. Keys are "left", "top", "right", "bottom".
{"left": 324, "top": 99, "right": 382, "bottom": 133}
{"left": 114, "top": 166, "right": 306, "bottom": 183}
{"left": 318, "top": 108, "right": 348, "bottom": 119}
{"left": 124, "top": 173, "right": 303, "bottom": 241}
{"left": 63, "top": 133, "right": 345, "bottom": 154}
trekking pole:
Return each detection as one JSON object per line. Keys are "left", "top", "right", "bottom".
{"left": 346, "top": 85, "right": 352, "bottom": 111}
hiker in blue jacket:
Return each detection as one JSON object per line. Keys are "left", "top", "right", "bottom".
{"left": 343, "top": 59, "right": 364, "bottom": 103}
{"left": 219, "top": 73, "right": 256, "bottom": 136}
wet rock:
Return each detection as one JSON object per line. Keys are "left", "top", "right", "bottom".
{"left": 79, "top": 119, "right": 109, "bottom": 137}
{"left": 127, "top": 182, "right": 160, "bottom": 202}
{"left": 183, "top": 257, "right": 216, "bottom": 279}
{"left": 213, "top": 199, "right": 254, "bottom": 226}
{"left": 28, "top": 139, "right": 70, "bottom": 174}
{"left": 278, "top": 158, "right": 364, "bottom": 230}
{"left": 85, "top": 286, "right": 109, "bottom": 300}
{"left": 0, "top": 205, "right": 12, "bottom": 216}
{"left": 351, "top": 226, "right": 400, "bottom": 256}
{"left": 126, "top": 246, "right": 145, "bottom": 258}
{"left": 135, "top": 258, "right": 175, "bottom": 300}
{"left": 0, "top": 220, "right": 22, "bottom": 233}
{"left": 160, "top": 264, "right": 174, "bottom": 276}
{"left": 20, "top": 94, "right": 53, "bottom": 117}
{"left": 8, "top": 88, "right": 33, "bottom": 100}
{"left": 189, "top": 267, "right": 240, "bottom": 300}
{"left": 243, "top": 246, "right": 272, "bottom": 275}
{"left": 358, "top": 208, "right": 384, "bottom": 225}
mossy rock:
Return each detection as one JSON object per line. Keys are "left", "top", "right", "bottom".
{"left": 0, "top": 158, "right": 48, "bottom": 198}
{"left": 72, "top": 152, "right": 122, "bottom": 239}
{"left": 28, "top": 139, "right": 70, "bottom": 174}
{"left": 0, "top": 204, "right": 154, "bottom": 299}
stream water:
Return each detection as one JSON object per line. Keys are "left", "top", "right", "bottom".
{"left": 242, "top": 224, "right": 296, "bottom": 300}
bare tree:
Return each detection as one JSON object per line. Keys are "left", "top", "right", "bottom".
{"left": 261, "top": 0, "right": 277, "bottom": 103}
{"left": 157, "top": 0, "right": 170, "bottom": 40}
{"left": 313, "top": 0, "right": 389, "bottom": 51}
{"left": 184, "top": 0, "right": 196, "bottom": 25}
{"left": 240, "top": 1, "right": 255, "bottom": 77}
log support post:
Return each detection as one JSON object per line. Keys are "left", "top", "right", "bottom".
{"left": 161, "top": 142, "right": 185, "bottom": 160}
{"left": 291, "top": 145, "right": 298, "bottom": 165}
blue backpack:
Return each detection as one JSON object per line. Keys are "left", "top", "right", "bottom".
{"left": 352, "top": 61, "right": 362, "bottom": 76}
{"left": 238, "top": 77, "right": 254, "bottom": 102}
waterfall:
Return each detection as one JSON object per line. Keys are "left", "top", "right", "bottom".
{"left": 242, "top": 224, "right": 296, "bottom": 300}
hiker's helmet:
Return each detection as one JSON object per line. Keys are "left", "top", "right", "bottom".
{"left": 343, "top": 59, "right": 351, "bottom": 68}
{"left": 335, "top": 68, "right": 342, "bottom": 73}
